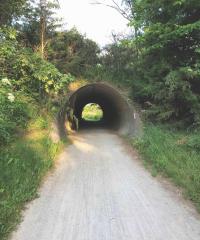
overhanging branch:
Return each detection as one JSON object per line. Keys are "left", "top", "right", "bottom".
{"left": 91, "top": 0, "right": 132, "bottom": 21}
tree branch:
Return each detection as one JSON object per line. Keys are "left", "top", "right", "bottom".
{"left": 91, "top": 0, "right": 132, "bottom": 21}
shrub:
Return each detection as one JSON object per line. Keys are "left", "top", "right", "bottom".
{"left": 0, "top": 27, "right": 74, "bottom": 100}
{"left": 0, "top": 27, "right": 74, "bottom": 146}
{"left": 0, "top": 81, "right": 30, "bottom": 145}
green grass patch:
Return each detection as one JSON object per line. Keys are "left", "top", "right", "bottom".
{"left": 132, "top": 124, "right": 200, "bottom": 211}
{"left": 0, "top": 115, "right": 63, "bottom": 240}
{"left": 82, "top": 103, "right": 103, "bottom": 121}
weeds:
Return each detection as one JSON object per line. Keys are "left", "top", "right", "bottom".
{"left": 0, "top": 114, "right": 63, "bottom": 240}
{"left": 133, "top": 124, "right": 200, "bottom": 212}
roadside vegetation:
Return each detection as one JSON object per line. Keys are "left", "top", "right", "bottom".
{"left": 82, "top": 103, "right": 103, "bottom": 122}
{"left": 0, "top": 0, "right": 200, "bottom": 238}
{"left": 0, "top": 2, "right": 73, "bottom": 238}
{"left": 0, "top": 111, "right": 63, "bottom": 240}
{"left": 0, "top": 27, "right": 70, "bottom": 239}
{"left": 133, "top": 124, "right": 200, "bottom": 212}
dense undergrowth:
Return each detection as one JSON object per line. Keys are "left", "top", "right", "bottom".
{"left": 133, "top": 124, "right": 200, "bottom": 212}
{"left": 0, "top": 107, "right": 63, "bottom": 240}
{"left": 0, "top": 27, "right": 71, "bottom": 239}
{"left": 0, "top": 27, "right": 73, "bottom": 146}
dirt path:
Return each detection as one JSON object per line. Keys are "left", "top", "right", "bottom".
{"left": 11, "top": 130, "right": 200, "bottom": 240}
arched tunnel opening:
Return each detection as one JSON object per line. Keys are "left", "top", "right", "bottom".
{"left": 63, "top": 83, "right": 141, "bottom": 136}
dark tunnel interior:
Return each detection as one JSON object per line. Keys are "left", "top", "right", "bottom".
{"left": 68, "top": 83, "right": 133, "bottom": 132}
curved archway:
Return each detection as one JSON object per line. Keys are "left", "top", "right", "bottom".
{"left": 65, "top": 83, "right": 141, "bottom": 136}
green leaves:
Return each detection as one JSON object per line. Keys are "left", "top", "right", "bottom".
{"left": 47, "top": 29, "right": 100, "bottom": 77}
{"left": 126, "top": 0, "right": 200, "bottom": 128}
{"left": 0, "top": 27, "right": 74, "bottom": 98}
{"left": 0, "top": 27, "right": 74, "bottom": 146}
{"left": 0, "top": 0, "right": 27, "bottom": 26}
{"left": 0, "top": 87, "right": 30, "bottom": 145}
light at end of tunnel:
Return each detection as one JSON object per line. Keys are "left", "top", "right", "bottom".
{"left": 82, "top": 103, "right": 103, "bottom": 122}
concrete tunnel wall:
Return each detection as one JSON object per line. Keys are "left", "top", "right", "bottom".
{"left": 57, "top": 83, "right": 142, "bottom": 138}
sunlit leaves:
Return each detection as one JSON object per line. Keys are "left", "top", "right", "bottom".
{"left": 0, "top": 27, "right": 74, "bottom": 98}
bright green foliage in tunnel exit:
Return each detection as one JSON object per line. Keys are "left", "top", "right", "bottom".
{"left": 82, "top": 103, "right": 103, "bottom": 122}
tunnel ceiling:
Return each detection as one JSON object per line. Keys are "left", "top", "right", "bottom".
{"left": 68, "top": 83, "right": 137, "bottom": 134}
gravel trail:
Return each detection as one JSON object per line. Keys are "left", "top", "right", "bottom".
{"left": 11, "top": 130, "right": 200, "bottom": 240}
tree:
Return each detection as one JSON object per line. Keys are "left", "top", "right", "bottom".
{"left": 16, "top": 0, "right": 61, "bottom": 58}
{"left": 0, "top": 27, "right": 73, "bottom": 100}
{"left": 130, "top": 0, "right": 200, "bottom": 127}
{"left": 92, "top": 0, "right": 132, "bottom": 20}
{"left": 47, "top": 28, "right": 100, "bottom": 76}
{"left": 92, "top": 0, "right": 140, "bottom": 37}
{"left": 97, "top": 0, "right": 200, "bottom": 127}
{"left": 0, "top": 0, "right": 27, "bottom": 26}
{"left": 99, "top": 39, "right": 136, "bottom": 84}
{"left": 38, "top": 0, "right": 61, "bottom": 58}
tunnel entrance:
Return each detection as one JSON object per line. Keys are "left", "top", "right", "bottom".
{"left": 66, "top": 83, "right": 139, "bottom": 135}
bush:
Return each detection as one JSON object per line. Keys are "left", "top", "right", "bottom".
{"left": 0, "top": 27, "right": 74, "bottom": 146}
{"left": 130, "top": 7, "right": 200, "bottom": 128}
{"left": 186, "top": 134, "right": 200, "bottom": 151}
{"left": 0, "top": 81, "right": 30, "bottom": 145}
{"left": 0, "top": 121, "right": 62, "bottom": 240}
{"left": 133, "top": 124, "right": 200, "bottom": 211}
{"left": 0, "top": 27, "right": 74, "bottom": 100}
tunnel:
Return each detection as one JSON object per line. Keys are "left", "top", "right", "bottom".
{"left": 63, "top": 83, "right": 141, "bottom": 136}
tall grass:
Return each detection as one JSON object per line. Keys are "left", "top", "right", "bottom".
{"left": 133, "top": 124, "right": 200, "bottom": 211}
{"left": 0, "top": 115, "right": 63, "bottom": 240}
